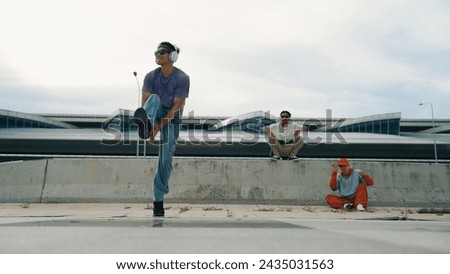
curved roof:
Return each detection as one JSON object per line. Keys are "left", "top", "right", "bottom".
{"left": 417, "top": 124, "right": 450, "bottom": 134}
{"left": 209, "top": 110, "right": 276, "bottom": 130}
{"left": 340, "top": 112, "right": 400, "bottom": 126}
{"left": 0, "top": 109, "right": 78, "bottom": 129}
{"left": 313, "top": 112, "right": 401, "bottom": 135}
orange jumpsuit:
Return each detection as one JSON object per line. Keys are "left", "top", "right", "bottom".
{"left": 326, "top": 168, "right": 375, "bottom": 209}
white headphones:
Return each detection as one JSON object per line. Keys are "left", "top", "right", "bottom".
{"left": 169, "top": 44, "right": 179, "bottom": 62}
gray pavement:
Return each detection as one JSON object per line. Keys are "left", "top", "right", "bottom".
{"left": 1, "top": 203, "right": 449, "bottom": 254}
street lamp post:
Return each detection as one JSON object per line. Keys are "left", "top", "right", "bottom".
{"left": 134, "top": 72, "right": 146, "bottom": 159}
{"left": 419, "top": 103, "right": 438, "bottom": 163}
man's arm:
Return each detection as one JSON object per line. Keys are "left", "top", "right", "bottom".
{"left": 358, "top": 171, "right": 375, "bottom": 186}
{"left": 293, "top": 123, "right": 304, "bottom": 139}
{"left": 264, "top": 126, "right": 278, "bottom": 142}
{"left": 329, "top": 164, "right": 338, "bottom": 191}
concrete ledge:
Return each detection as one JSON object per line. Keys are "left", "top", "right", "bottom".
{"left": 1, "top": 158, "right": 449, "bottom": 207}
{"left": 0, "top": 159, "right": 48, "bottom": 203}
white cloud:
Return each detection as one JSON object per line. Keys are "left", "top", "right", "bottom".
{"left": 0, "top": 0, "right": 449, "bottom": 119}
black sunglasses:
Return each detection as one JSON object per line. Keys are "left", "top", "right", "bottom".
{"left": 281, "top": 115, "right": 290, "bottom": 118}
{"left": 154, "top": 49, "right": 169, "bottom": 56}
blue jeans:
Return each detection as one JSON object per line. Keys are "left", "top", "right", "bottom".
{"left": 143, "top": 94, "right": 180, "bottom": 202}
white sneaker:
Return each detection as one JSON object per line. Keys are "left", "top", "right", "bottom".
{"left": 356, "top": 204, "right": 365, "bottom": 211}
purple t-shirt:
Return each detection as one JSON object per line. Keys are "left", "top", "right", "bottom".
{"left": 142, "top": 67, "right": 190, "bottom": 122}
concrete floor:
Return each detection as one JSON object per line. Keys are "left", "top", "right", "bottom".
{"left": 1, "top": 203, "right": 449, "bottom": 254}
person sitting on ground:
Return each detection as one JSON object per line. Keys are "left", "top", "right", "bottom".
{"left": 264, "top": 110, "right": 305, "bottom": 161}
{"left": 326, "top": 158, "right": 375, "bottom": 211}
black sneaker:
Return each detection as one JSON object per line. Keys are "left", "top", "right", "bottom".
{"left": 134, "top": 107, "right": 151, "bottom": 139}
{"left": 153, "top": 201, "right": 165, "bottom": 217}
{"left": 288, "top": 156, "right": 299, "bottom": 162}
{"left": 343, "top": 203, "right": 354, "bottom": 210}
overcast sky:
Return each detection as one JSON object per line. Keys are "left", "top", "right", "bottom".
{"left": 1, "top": 0, "right": 449, "bottom": 119}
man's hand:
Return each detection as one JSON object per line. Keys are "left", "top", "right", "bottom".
{"left": 149, "top": 123, "right": 161, "bottom": 144}
{"left": 359, "top": 171, "right": 368, "bottom": 177}
{"left": 331, "top": 163, "right": 339, "bottom": 173}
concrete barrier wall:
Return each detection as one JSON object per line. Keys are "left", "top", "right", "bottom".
{"left": 1, "top": 158, "right": 449, "bottom": 207}
{"left": 0, "top": 160, "right": 48, "bottom": 203}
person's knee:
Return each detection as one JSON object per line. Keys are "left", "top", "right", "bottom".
{"left": 325, "top": 194, "right": 333, "bottom": 205}
{"left": 144, "top": 93, "right": 161, "bottom": 106}
{"left": 294, "top": 136, "right": 304, "bottom": 144}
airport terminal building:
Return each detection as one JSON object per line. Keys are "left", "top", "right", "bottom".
{"left": 1, "top": 108, "right": 450, "bottom": 162}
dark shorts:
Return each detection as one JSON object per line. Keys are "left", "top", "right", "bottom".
{"left": 278, "top": 140, "right": 294, "bottom": 145}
